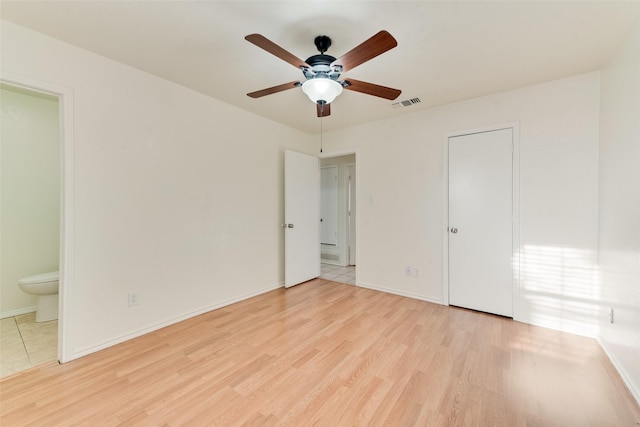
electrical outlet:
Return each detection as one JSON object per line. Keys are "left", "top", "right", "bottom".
{"left": 128, "top": 292, "right": 140, "bottom": 307}
{"left": 405, "top": 266, "right": 413, "bottom": 276}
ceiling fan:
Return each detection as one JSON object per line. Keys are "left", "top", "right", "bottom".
{"left": 245, "top": 30, "right": 401, "bottom": 117}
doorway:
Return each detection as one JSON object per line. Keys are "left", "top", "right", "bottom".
{"left": 0, "top": 73, "right": 74, "bottom": 367}
{"left": 444, "top": 125, "right": 520, "bottom": 318}
{"left": 0, "top": 84, "right": 60, "bottom": 377}
{"left": 319, "top": 153, "right": 356, "bottom": 285}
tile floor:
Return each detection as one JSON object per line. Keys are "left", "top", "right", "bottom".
{"left": 320, "top": 263, "right": 356, "bottom": 285}
{"left": 0, "top": 313, "right": 58, "bottom": 379}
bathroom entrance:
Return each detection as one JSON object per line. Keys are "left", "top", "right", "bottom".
{"left": 319, "top": 152, "right": 357, "bottom": 285}
{"left": 0, "top": 81, "right": 65, "bottom": 377}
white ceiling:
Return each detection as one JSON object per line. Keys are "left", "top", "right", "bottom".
{"left": 2, "top": 1, "right": 639, "bottom": 134}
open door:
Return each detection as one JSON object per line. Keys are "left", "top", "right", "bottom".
{"left": 284, "top": 149, "right": 320, "bottom": 287}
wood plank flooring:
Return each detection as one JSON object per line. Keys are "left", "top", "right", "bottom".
{"left": 1, "top": 279, "right": 639, "bottom": 426}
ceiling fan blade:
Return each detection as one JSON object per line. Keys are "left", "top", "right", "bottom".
{"left": 245, "top": 34, "right": 310, "bottom": 69}
{"left": 331, "top": 30, "right": 397, "bottom": 72}
{"left": 343, "top": 79, "right": 401, "bottom": 100}
{"left": 317, "top": 103, "right": 331, "bottom": 117}
{"left": 247, "top": 81, "right": 300, "bottom": 98}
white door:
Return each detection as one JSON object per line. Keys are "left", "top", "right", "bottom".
{"left": 320, "top": 166, "right": 338, "bottom": 245}
{"left": 346, "top": 163, "right": 356, "bottom": 266}
{"left": 285, "top": 149, "right": 320, "bottom": 288}
{"left": 448, "top": 128, "right": 513, "bottom": 317}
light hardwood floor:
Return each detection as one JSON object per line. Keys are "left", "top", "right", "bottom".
{"left": 1, "top": 279, "right": 639, "bottom": 426}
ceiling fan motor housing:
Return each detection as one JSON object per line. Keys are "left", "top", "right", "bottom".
{"left": 314, "top": 35, "right": 332, "bottom": 53}
{"left": 303, "top": 35, "right": 343, "bottom": 81}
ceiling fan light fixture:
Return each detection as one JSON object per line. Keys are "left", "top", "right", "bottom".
{"left": 302, "top": 77, "right": 343, "bottom": 105}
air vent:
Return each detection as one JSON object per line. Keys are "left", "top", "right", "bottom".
{"left": 392, "top": 97, "right": 421, "bottom": 108}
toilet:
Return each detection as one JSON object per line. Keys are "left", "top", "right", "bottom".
{"left": 18, "top": 271, "right": 59, "bottom": 322}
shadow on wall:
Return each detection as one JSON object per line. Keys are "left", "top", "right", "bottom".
{"left": 520, "top": 244, "right": 599, "bottom": 337}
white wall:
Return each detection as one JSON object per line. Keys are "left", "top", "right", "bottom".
{"left": 323, "top": 72, "right": 600, "bottom": 336}
{"left": 1, "top": 21, "right": 314, "bottom": 358}
{"left": 0, "top": 86, "right": 60, "bottom": 317}
{"left": 598, "top": 16, "right": 640, "bottom": 402}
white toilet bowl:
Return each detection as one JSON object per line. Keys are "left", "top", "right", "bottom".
{"left": 18, "top": 271, "right": 59, "bottom": 322}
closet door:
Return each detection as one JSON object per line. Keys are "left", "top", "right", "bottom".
{"left": 448, "top": 128, "right": 513, "bottom": 317}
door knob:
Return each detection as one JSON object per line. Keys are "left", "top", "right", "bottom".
{"left": 450, "top": 228, "right": 458, "bottom": 234}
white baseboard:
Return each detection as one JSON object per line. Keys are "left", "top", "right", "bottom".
{"left": 597, "top": 336, "right": 640, "bottom": 406}
{"left": 357, "top": 281, "right": 443, "bottom": 305}
{"left": 69, "top": 282, "right": 285, "bottom": 361}
{"left": 1, "top": 306, "right": 36, "bottom": 319}
{"left": 320, "top": 260, "right": 344, "bottom": 266}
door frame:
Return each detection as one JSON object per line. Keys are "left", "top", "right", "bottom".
{"left": 1, "top": 71, "right": 75, "bottom": 363}
{"left": 345, "top": 162, "right": 356, "bottom": 266}
{"left": 320, "top": 149, "right": 358, "bottom": 284}
{"left": 442, "top": 123, "right": 521, "bottom": 321}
